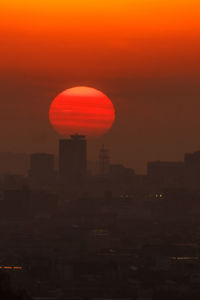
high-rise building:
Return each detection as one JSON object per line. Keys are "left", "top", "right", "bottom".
{"left": 29, "top": 153, "right": 55, "bottom": 187}
{"left": 59, "top": 134, "right": 87, "bottom": 185}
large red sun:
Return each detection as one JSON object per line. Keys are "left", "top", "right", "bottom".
{"left": 49, "top": 86, "right": 115, "bottom": 138}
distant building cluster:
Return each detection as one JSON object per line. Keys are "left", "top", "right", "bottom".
{"left": 25, "top": 136, "right": 200, "bottom": 197}
{"left": 148, "top": 150, "right": 200, "bottom": 190}
{"left": 1, "top": 137, "right": 200, "bottom": 299}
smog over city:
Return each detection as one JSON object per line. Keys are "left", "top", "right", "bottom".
{"left": 1, "top": 1, "right": 200, "bottom": 299}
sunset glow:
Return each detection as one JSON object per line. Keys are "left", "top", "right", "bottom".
{"left": 49, "top": 87, "right": 115, "bottom": 138}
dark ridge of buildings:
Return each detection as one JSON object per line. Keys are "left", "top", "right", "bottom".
{"left": 147, "top": 150, "right": 200, "bottom": 190}
{"left": 0, "top": 152, "right": 29, "bottom": 175}
{"left": 147, "top": 161, "right": 184, "bottom": 188}
{"left": 28, "top": 153, "right": 56, "bottom": 188}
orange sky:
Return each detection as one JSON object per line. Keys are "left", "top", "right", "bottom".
{"left": 1, "top": 0, "right": 200, "bottom": 76}
{"left": 1, "top": 0, "right": 200, "bottom": 172}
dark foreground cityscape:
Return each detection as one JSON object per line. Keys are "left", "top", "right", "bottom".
{"left": 1, "top": 134, "right": 200, "bottom": 299}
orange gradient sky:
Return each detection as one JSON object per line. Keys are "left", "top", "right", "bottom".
{"left": 1, "top": 0, "right": 200, "bottom": 172}
{"left": 1, "top": 0, "right": 200, "bottom": 76}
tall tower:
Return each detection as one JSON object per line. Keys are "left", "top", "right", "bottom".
{"left": 59, "top": 134, "right": 87, "bottom": 185}
{"left": 99, "top": 145, "right": 110, "bottom": 176}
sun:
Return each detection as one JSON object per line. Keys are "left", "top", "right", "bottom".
{"left": 49, "top": 86, "right": 115, "bottom": 138}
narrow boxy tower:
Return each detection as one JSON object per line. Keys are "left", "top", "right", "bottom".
{"left": 59, "top": 134, "right": 87, "bottom": 185}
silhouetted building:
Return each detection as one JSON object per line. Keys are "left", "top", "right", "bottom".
{"left": 87, "top": 160, "right": 99, "bottom": 176}
{"left": 59, "top": 134, "right": 87, "bottom": 185}
{"left": 3, "top": 174, "right": 27, "bottom": 189}
{"left": 184, "top": 150, "right": 200, "bottom": 190}
{"left": 147, "top": 161, "right": 184, "bottom": 188}
{"left": 29, "top": 153, "right": 55, "bottom": 187}
{"left": 2, "top": 187, "right": 31, "bottom": 219}
{"left": 108, "top": 164, "right": 136, "bottom": 196}
{"left": 31, "top": 191, "right": 58, "bottom": 216}
{"left": 109, "top": 164, "right": 135, "bottom": 183}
